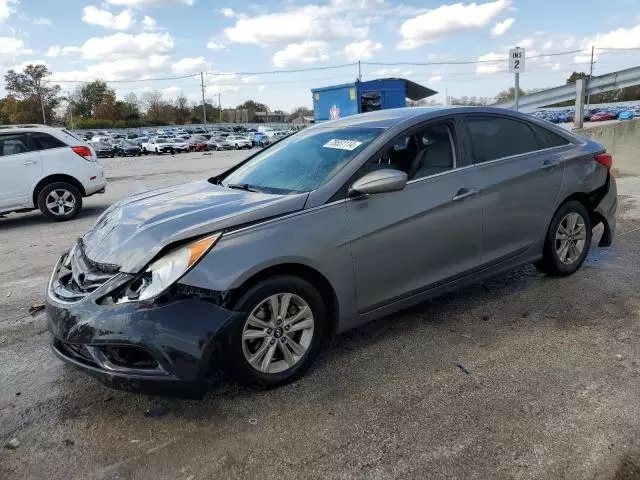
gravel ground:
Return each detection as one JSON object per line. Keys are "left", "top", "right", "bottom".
{"left": 1, "top": 150, "right": 639, "bottom": 480}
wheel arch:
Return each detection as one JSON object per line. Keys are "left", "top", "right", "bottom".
{"left": 556, "top": 185, "right": 611, "bottom": 246}
{"left": 229, "top": 263, "right": 340, "bottom": 335}
{"left": 32, "top": 174, "right": 87, "bottom": 206}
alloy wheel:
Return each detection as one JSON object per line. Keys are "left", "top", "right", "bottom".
{"left": 555, "top": 212, "right": 587, "bottom": 265}
{"left": 242, "top": 293, "right": 315, "bottom": 374}
{"left": 45, "top": 189, "right": 76, "bottom": 216}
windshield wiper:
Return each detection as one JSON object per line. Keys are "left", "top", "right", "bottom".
{"left": 226, "top": 183, "right": 263, "bottom": 193}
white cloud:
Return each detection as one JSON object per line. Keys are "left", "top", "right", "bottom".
{"left": 273, "top": 40, "right": 329, "bottom": 67}
{"left": 258, "top": 85, "right": 266, "bottom": 91}
{"left": 427, "top": 74, "right": 443, "bottom": 84}
{"left": 225, "top": 4, "right": 368, "bottom": 45}
{"left": 562, "top": 37, "right": 575, "bottom": 49}
{"left": 341, "top": 39, "right": 382, "bottom": 61}
{"left": 575, "top": 23, "right": 640, "bottom": 63}
{"left": 32, "top": 17, "right": 52, "bottom": 25}
{"left": 0, "top": 0, "right": 16, "bottom": 21}
{"left": 82, "top": 6, "right": 135, "bottom": 30}
{"left": 0, "top": 37, "right": 27, "bottom": 58}
{"left": 207, "top": 40, "right": 226, "bottom": 50}
{"left": 221, "top": 7, "right": 235, "bottom": 17}
{"left": 475, "top": 51, "right": 506, "bottom": 73}
{"left": 12, "top": 59, "right": 49, "bottom": 71}
{"left": 142, "top": 15, "right": 157, "bottom": 30}
{"left": 104, "top": 0, "right": 193, "bottom": 6}
{"left": 241, "top": 75, "right": 259, "bottom": 83}
{"left": 50, "top": 55, "right": 170, "bottom": 82}
{"left": 162, "top": 85, "right": 182, "bottom": 97}
{"left": 374, "top": 67, "right": 401, "bottom": 76}
{"left": 45, "top": 45, "right": 80, "bottom": 57}
{"left": 206, "top": 72, "right": 237, "bottom": 83}
{"left": 76, "top": 32, "right": 175, "bottom": 60}
{"left": 542, "top": 40, "right": 553, "bottom": 50}
{"left": 517, "top": 37, "right": 534, "bottom": 48}
{"left": 172, "top": 56, "right": 205, "bottom": 74}
{"left": 206, "top": 85, "right": 240, "bottom": 94}
{"left": 398, "top": 0, "right": 511, "bottom": 49}
{"left": 490, "top": 17, "right": 513, "bottom": 37}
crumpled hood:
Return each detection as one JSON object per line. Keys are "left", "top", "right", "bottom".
{"left": 82, "top": 180, "right": 308, "bottom": 273}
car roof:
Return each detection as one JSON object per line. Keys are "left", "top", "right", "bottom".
{"left": 308, "top": 106, "right": 540, "bottom": 130}
{"left": 0, "top": 124, "right": 64, "bottom": 133}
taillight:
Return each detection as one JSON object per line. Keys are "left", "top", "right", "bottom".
{"left": 72, "top": 145, "right": 94, "bottom": 161}
{"left": 595, "top": 152, "right": 613, "bottom": 170}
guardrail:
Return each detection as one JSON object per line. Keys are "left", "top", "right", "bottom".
{"left": 494, "top": 66, "right": 640, "bottom": 111}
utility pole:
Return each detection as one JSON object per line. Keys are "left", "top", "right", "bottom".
{"left": 357, "top": 61, "right": 361, "bottom": 82}
{"left": 586, "top": 45, "right": 595, "bottom": 111}
{"left": 514, "top": 72, "right": 520, "bottom": 111}
{"left": 200, "top": 71, "right": 207, "bottom": 126}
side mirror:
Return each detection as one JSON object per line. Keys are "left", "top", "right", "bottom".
{"left": 348, "top": 169, "right": 408, "bottom": 197}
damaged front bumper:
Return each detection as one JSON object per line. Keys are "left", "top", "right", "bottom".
{"left": 46, "top": 253, "right": 241, "bottom": 398}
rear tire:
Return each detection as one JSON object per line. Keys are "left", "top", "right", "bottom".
{"left": 37, "top": 182, "right": 82, "bottom": 222}
{"left": 224, "top": 275, "right": 327, "bottom": 388}
{"left": 535, "top": 200, "right": 592, "bottom": 277}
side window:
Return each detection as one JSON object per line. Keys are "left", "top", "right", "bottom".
{"left": 30, "top": 132, "right": 67, "bottom": 151}
{"left": 531, "top": 125, "right": 571, "bottom": 149}
{"left": 466, "top": 116, "right": 538, "bottom": 163}
{"left": 0, "top": 133, "right": 31, "bottom": 156}
{"left": 410, "top": 124, "right": 455, "bottom": 180}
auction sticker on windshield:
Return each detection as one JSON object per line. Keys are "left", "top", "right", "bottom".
{"left": 323, "top": 139, "right": 363, "bottom": 150}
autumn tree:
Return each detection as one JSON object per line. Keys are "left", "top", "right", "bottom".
{"left": 174, "top": 95, "right": 190, "bottom": 124}
{"left": 4, "top": 64, "right": 61, "bottom": 124}
{"left": 494, "top": 87, "right": 527, "bottom": 103}
{"left": 94, "top": 91, "right": 118, "bottom": 121}
{"left": 141, "top": 90, "right": 165, "bottom": 121}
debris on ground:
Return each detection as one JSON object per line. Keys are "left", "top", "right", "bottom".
{"left": 456, "top": 363, "right": 471, "bottom": 375}
{"left": 482, "top": 315, "right": 490, "bottom": 322}
{"left": 15, "top": 392, "right": 21, "bottom": 396}
{"left": 5, "top": 438, "right": 21, "bottom": 449}
{"left": 144, "top": 407, "right": 169, "bottom": 418}
{"left": 6, "top": 291, "right": 11, "bottom": 297}
{"left": 63, "top": 439, "right": 74, "bottom": 446}
{"left": 616, "top": 354, "right": 624, "bottom": 361}
{"left": 28, "top": 303, "right": 45, "bottom": 315}
{"left": 248, "top": 418, "right": 258, "bottom": 425}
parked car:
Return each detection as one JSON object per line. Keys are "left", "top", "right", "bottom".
{"left": 141, "top": 138, "right": 175, "bottom": 154}
{"left": 115, "top": 140, "right": 142, "bottom": 157}
{"left": 224, "top": 134, "right": 253, "bottom": 149}
{"left": 91, "top": 142, "right": 116, "bottom": 158}
{"left": 590, "top": 111, "right": 616, "bottom": 121}
{"left": 165, "top": 137, "right": 189, "bottom": 153}
{"left": 249, "top": 132, "right": 272, "bottom": 147}
{"left": 206, "top": 137, "right": 231, "bottom": 151}
{"left": 618, "top": 111, "right": 634, "bottom": 121}
{"left": 0, "top": 125, "right": 106, "bottom": 221}
{"left": 45, "top": 107, "right": 617, "bottom": 396}
{"left": 188, "top": 136, "right": 209, "bottom": 152}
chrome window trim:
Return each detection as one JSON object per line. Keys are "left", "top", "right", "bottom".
{"left": 406, "top": 163, "right": 475, "bottom": 185}
{"left": 472, "top": 144, "right": 572, "bottom": 167}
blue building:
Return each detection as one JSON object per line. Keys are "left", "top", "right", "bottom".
{"left": 311, "top": 78, "right": 437, "bottom": 122}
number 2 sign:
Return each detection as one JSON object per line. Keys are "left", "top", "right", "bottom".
{"left": 509, "top": 48, "right": 525, "bottom": 73}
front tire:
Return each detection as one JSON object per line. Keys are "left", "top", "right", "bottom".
{"left": 536, "top": 200, "right": 592, "bottom": 277}
{"left": 225, "top": 276, "right": 327, "bottom": 388}
{"left": 37, "top": 182, "right": 82, "bottom": 222}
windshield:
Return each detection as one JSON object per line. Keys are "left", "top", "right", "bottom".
{"left": 221, "top": 127, "right": 383, "bottom": 193}
{"left": 157, "top": 139, "right": 168, "bottom": 144}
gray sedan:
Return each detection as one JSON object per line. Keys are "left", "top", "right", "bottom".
{"left": 46, "top": 107, "right": 617, "bottom": 396}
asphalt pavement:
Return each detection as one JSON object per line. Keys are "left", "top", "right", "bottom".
{"left": 1, "top": 150, "right": 639, "bottom": 480}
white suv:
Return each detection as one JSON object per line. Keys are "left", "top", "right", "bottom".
{"left": 0, "top": 125, "right": 106, "bottom": 221}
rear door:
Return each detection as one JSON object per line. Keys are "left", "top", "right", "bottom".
{"left": 346, "top": 119, "right": 484, "bottom": 312}
{"left": 29, "top": 131, "right": 73, "bottom": 178}
{"left": 0, "top": 132, "right": 41, "bottom": 209}
{"left": 462, "top": 114, "right": 570, "bottom": 264}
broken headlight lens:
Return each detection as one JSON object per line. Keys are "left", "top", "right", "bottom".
{"left": 118, "top": 232, "right": 221, "bottom": 303}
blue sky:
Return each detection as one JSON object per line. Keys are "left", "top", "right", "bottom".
{"left": 1, "top": 0, "right": 639, "bottom": 111}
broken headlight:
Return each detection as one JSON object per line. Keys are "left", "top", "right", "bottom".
{"left": 116, "top": 232, "right": 221, "bottom": 303}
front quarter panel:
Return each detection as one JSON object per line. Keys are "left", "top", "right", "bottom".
{"left": 179, "top": 201, "right": 356, "bottom": 327}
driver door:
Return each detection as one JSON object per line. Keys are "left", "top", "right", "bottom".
{"left": 346, "top": 119, "right": 484, "bottom": 312}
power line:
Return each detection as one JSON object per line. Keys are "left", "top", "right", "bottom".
{"left": 205, "top": 63, "right": 357, "bottom": 76}
{"left": 44, "top": 72, "right": 200, "bottom": 84}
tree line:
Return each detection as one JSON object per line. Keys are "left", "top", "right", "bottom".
{"left": 0, "top": 63, "right": 313, "bottom": 128}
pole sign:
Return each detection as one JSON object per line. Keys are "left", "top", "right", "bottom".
{"left": 509, "top": 47, "right": 525, "bottom": 73}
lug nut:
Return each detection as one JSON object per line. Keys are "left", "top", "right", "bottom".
{"left": 281, "top": 337, "right": 287, "bottom": 343}
{"left": 270, "top": 339, "right": 276, "bottom": 345}
{"left": 276, "top": 319, "right": 282, "bottom": 325}
{"left": 267, "top": 328, "right": 272, "bottom": 334}
{"left": 285, "top": 325, "right": 290, "bottom": 331}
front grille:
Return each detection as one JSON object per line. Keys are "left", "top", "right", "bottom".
{"left": 55, "top": 340, "right": 99, "bottom": 367}
{"left": 51, "top": 243, "right": 117, "bottom": 301}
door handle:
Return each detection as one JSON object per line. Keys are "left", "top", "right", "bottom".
{"left": 452, "top": 188, "right": 478, "bottom": 201}
{"left": 541, "top": 160, "right": 560, "bottom": 170}
{"left": 23, "top": 160, "right": 37, "bottom": 165}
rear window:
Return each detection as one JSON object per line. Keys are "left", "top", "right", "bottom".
{"left": 531, "top": 125, "right": 571, "bottom": 149}
{"left": 30, "top": 132, "right": 67, "bottom": 150}
{"left": 466, "top": 116, "right": 538, "bottom": 163}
